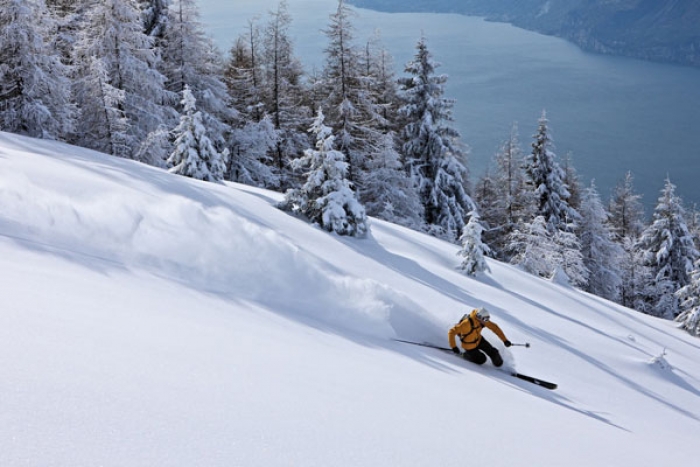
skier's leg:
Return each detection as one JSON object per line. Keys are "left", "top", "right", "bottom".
{"left": 462, "top": 348, "right": 487, "bottom": 365}
{"left": 478, "top": 338, "right": 503, "bottom": 367}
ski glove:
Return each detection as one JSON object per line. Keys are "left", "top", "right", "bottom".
{"left": 504, "top": 340, "right": 512, "bottom": 347}
{"left": 451, "top": 347, "right": 461, "bottom": 354}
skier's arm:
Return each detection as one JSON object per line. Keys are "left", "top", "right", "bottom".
{"left": 485, "top": 321, "right": 507, "bottom": 343}
{"left": 448, "top": 325, "right": 459, "bottom": 349}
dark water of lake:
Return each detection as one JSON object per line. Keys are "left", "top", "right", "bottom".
{"left": 200, "top": 0, "right": 700, "bottom": 212}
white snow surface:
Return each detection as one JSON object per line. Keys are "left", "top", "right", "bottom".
{"left": 1, "top": 132, "right": 698, "bottom": 466}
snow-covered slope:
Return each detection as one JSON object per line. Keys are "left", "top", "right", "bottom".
{"left": 1, "top": 132, "right": 698, "bottom": 466}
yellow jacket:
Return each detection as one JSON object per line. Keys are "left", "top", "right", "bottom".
{"left": 448, "top": 309, "right": 507, "bottom": 350}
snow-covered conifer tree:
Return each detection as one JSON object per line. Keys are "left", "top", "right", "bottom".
{"left": 639, "top": 177, "right": 700, "bottom": 318}
{"left": 161, "top": 0, "right": 232, "bottom": 149}
{"left": 675, "top": 260, "right": 700, "bottom": 336}
{"left": 608, "top": 171, "right": 646, "bottom": 307}
{"left": 398, "top": 35, "right": 475, "bottom": 242}
{"left": 321, "top": 0, "right": 382, "bottom": 186}
{"left": 553, "top": 227, "right": 588, "bottom": 287}
{"left": 477, "top": 123, "right": 531, "bottom": 258}
{"left": 72, "top": 0, "right": 171, "bottom": 158}
{"left": 525, "top": 111, "right": 578, "bottom": 233}
{"left": 167, "top": 87, "right": 225, "bottom": 182}
{"left": 507, "top": 216, "right": 558, "bottom": 278}
{"left": 261, "top": 1, "right": 309, "bottom": 189}
{"left": 226, "top": 21, "right": 264, "bottom": 123}
{"left": 579, "top": 181, "right": 622, "bottom": 300}
{"left": 0, "top": 0, "right": 73, "bottom": 139}
{"left": 228, "top": 116, "right": 279, "bottom": 188}
{"left": 561, "top": 152, "right": 582, "bottom": 212}
{"left": 139, "top": 0, "right": 169, "bottom": 37}
{"left": 609, "top": 171, "right": 646, "bottom": 240}
{"left": 361, "top": 132, "right": 423, "bottom": 228}
{"left": 473, "top": 167, "right": 499, "bottom": 251}
{"left": 458, "top": 213, "right": 491, "bottom": 276}
{"left": 280, "top": 110, "right": 368, "bottom": 237}
{"left": 360, "top": 32, "right": 399, "bottom": 134}
{"left": 620, "top": 236, "right": 655, "bottom": 314}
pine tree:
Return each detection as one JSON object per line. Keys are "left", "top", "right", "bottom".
{"left": 280, "top": 110, "right": 368, "bottom": 237}
{"left": 579, "top": 181, "right": 623, "bottom": 301}
{"left": 525, "top": 111, "right": 578, "bottom": 234}
{"left": 458, "top": 213, "right": 491, "bottom": 276}
{"left": 0, "top": 0, "right": 73, "bottom": 139}
{"left": 167, "top": 87, "right": 225, "bottom": 182}
{"left": 639, "top": 177, "right": 700, "bottom": 318}
{"left": 398, "top": 35, "right": 474, "bottom": 242}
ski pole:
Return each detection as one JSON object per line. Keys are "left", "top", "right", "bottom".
{"left": 510, "top": 342, "right": 531, "bottom": 348}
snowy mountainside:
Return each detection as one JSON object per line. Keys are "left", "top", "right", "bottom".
{"left": 0, "top": 132, "right": 698, "bottom": 466}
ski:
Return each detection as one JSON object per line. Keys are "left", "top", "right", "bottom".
{"left": 392, "top": 339, "right": 557, "bottom": 390}
{"left": 510, "top": 373, "right": 558, "bottom": 390}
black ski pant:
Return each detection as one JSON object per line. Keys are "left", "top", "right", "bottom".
{"left": 462, "top": 338, "right": 503, "bottom": 367}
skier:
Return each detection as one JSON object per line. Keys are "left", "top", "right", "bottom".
{"left": 448, "top": 308, "right": 512, "bottom": 367}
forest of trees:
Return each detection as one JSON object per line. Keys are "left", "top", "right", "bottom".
{"left": 1, "top": 0, "right": 699, "bottom": 336}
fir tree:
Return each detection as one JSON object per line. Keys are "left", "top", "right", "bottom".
{"left": 398, "top": 35, "right": 474, "bottom": 242}
{"left": 458, "top": 213, "right": 491, "bottom": 276}
{"left": 280, "top": 110, "right": 368, "bottom": 237}
{"left": 0, "top": 0, "right": 73, "bottom": 139}
{"left": 638, "top": 177, "right": 700, "bottom": 318}
{"left": 167, "top": 87, "right": 225, "bottom": 182}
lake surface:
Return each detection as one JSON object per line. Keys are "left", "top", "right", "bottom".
{"left": 199, "top": 0, "right": 700, "bottom": 212}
